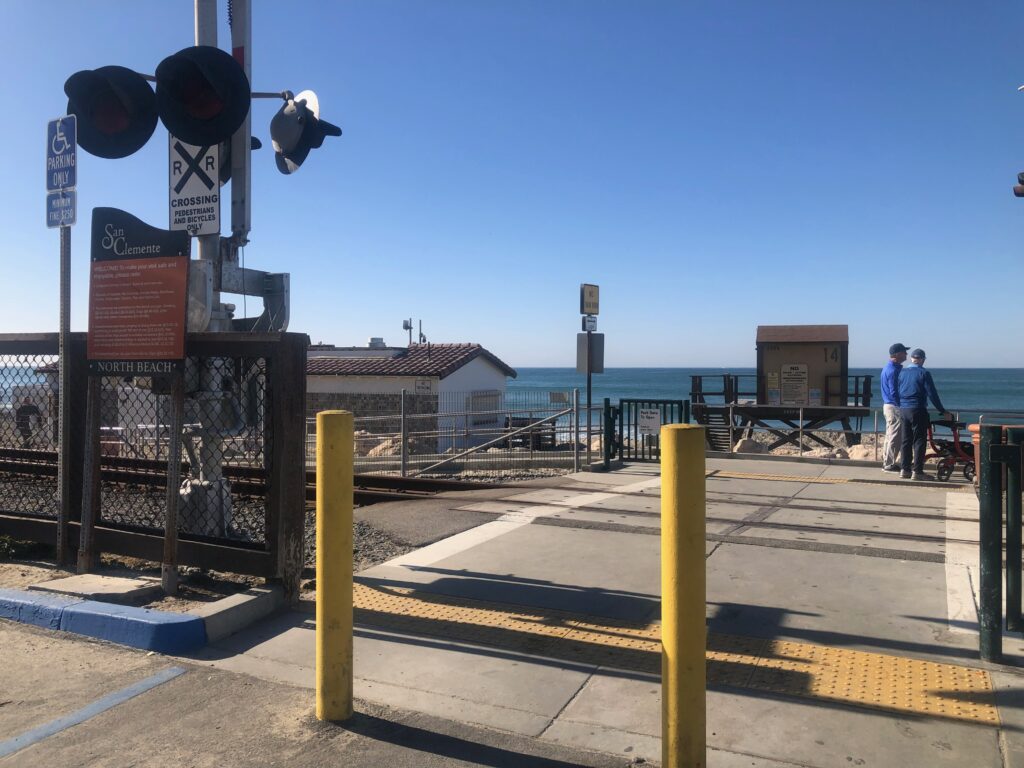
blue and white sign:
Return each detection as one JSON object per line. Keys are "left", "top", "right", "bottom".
{"left": 47, "top": 116, "right": 77, "bottom": 191}
{"left": 46, "top": 190, "right": 77, "bottom": 228}
{"left": 46, "top": 116, "right": 77, "bottom": 228}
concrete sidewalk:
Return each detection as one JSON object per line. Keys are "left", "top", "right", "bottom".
{"left": 182, "top": 456, "right": 1024, "bottom": 767}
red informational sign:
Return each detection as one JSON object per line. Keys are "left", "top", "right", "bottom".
{"left": 87, "top": 208, "right": 190, "bottom": 376}
{"left": 88, "top": 257, "right": 188, "bottom": 372}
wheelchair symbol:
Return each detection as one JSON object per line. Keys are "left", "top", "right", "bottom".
{"left": 51, "top": 122, "right": 71, "bottom": 155}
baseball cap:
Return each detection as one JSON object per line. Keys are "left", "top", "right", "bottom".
{"left": 910, "top": 348, "right": 926, "bottom": 360}
{"left": 889, "top": 343, "right": 909, "bottom": 355}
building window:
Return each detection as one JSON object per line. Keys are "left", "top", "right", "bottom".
{"left": 468, "top": 390, "right": 500, "bottom": 427}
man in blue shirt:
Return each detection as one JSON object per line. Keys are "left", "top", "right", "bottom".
{"left": 880, "top": 343, "right": 908, "bottom": 472}
{"left": 897, "top": 348, "right": 951, "bottom": 480}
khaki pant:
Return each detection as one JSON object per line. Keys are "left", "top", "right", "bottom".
{"left": 882, "top": 403, "right": 902, "bottom": 467}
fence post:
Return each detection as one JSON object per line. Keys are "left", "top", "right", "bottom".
{"left": 661, "top": 423, "right": 706, "bottom": 768}
{"left": 1005, "top": 427, "right": 1023, "bottom": 632}
{"left": 979, "top": 424, "right": 1003, "bottom": 662}
{"left": 799, "top": 408, "right": 805, "bottom": 457}
{"left": 77, "top": 377, "right": 101, "bottom": 574}
{"left": 603, "top": 397, "right": 613, "bottom": 469}
{"left": 161, "top": 375, "right": 185, "bottom": 594}
{"left": 400, "top": 388, "right": 408, "bottom": 478}
{"left": 316, "top": 410, "right": 354, "bottom": 722}
{"left": 573, "top": 389, "right": 580, "bottom": 473}
{"left": 728, "top": 404, "right": 734, "bottom": 451}
{"left": 872, "top": 410, "right": 878, "bottom": 463}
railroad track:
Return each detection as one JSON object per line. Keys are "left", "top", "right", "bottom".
{"left": 0, "top": 447, "right": 494, "bottom": 507}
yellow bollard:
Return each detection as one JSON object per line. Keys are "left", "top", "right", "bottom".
{"left": 661, "top": 423, "right": 706, "bottom": 767}
{"left": 316, "top": 410, "right": 354, "bottom": 721}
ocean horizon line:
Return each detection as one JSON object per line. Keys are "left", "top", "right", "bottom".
{"left": 509, "top": 365, "right": 1024, "bottom": 371}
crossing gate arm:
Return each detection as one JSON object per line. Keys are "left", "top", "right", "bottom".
{"left": 413, "top": 407, "right": 573, "bottom": 476}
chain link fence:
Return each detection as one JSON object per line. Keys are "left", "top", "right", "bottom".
{"left": 304, "top": 389, "right": 604, "bottom": 478}
{"left": 0, "top": 354, "right": 60, "bottom": 518}
{"left": 89, "top": 355, "right": 271, "bottom": 544}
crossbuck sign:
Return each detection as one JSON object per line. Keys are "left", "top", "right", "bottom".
{"left": 169, "top": 136, "right": 220, "bottom": 236}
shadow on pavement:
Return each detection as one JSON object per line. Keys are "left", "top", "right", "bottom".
{"left": 327, "top": 711, "right": 606, "bottom": 768}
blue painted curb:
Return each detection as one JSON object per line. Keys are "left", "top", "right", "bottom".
{"left": 0, "top": 588, "right": 83, "bottom": 630}
{"left": 0, "top": 588, "right": 207, "bottom": 654}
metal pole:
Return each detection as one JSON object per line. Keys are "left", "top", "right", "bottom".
{"left": 573, "top": 388, "right": 580, "bottom": 473}
{"left": 979, "top": 424, "right": 1003, "bottom": 662}
{"left": 77, "top": 377, "right": 101, "bottom": 574}
{"left": 229, "top": 0, "right": 252, "bottom": 241}
{"left": 661, "top": 423, "right": 706, "bottom": 768}
{"left": 316, "top": 410, "right": 354, "bottom": 721}
{"left": 162, "top": 376, "right": 185, "bottom": 594}
{"left": 56, "top": 224, "right": 71, "bottom": 564}
{"left": 400, "top": 388, "right": 408, "bottom": 477}
{"left": 603, "top": 397, "right": 611, "bottom": 470}
{"left": 586, "top": 329, "right": 593, "bottom": 468}
{"left": 872, "top": 409, "right": 878, "bottom": 463}
{"left": 728, "top": 404, "right": 734, "bottom": 452}
{"left": 1006, "top": 427, "right": 1024, "bottom": 632}
{"left": 194, "top": 0, "right": 222, "bottom": 309}
{"left": 799, "top": 408, "right": 804, "bottom": 457}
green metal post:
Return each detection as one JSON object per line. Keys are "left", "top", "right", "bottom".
{"left": 603, "top": 397, "right": 612, "bottom": 470}
{"left": 979, "top": 424, "right": 1003, "bottom": 661}
{"left": 1007, "top": 428, "right": 1024, "bottom": 632}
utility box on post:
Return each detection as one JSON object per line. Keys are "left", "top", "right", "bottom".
{"left": 756, "top": 325, "right": 849, "bottom": 407}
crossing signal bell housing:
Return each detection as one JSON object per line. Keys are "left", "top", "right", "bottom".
{"left": 1014, "top": 172, "right": 1024, "bottom": 198}
{"left": 65, "top": 46, "right": 250, "bottom": 158}
{"left": 270, "top": 90, "right": 342, "bottom": 174}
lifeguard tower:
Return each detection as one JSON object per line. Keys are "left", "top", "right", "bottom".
{"left": 691, "top": 324, "right": 872, "bottom": 452}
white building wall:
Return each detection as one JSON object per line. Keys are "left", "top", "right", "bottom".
{"left": 305, "top": 358, "right": 512, "bottom": 452}
{"left": 436, "top": 358, "right": 510, "bottom": 450}
{"left": 307, "top": 375, "right": 436, "bottom": 395}
{"left": 438, "top": 358, "right": 508, "bottom": 394}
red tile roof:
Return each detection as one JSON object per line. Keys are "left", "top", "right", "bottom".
{"left": 306, "top": 343, "right": 517, "bottom": 379}
{"left": 756, "top": 325, "right": 849, "bottom": 343}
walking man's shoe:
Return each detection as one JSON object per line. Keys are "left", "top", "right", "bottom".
{"left": 913, "top": 472, "right": 934, "bottom": 481}
{"left": 882, "top": 465, "right": 900, "bottom": 473}
{"left": 900, "top": 471, "right": 912, "bottom": 479}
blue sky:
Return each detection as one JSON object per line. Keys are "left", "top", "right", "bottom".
{"left": 2, "top": 1, "right": 1023, "bottom": 367}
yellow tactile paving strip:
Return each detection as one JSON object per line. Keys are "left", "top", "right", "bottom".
{"left": 707, "top": 469, "right": 974, "bottom": 491}
{"left": 353, "top": 583, "right": 998, "bottom": 726}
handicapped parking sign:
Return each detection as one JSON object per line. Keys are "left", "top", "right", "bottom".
{"left": 47, "top": 117, "right": 77, "bottom": 192}
{"left": 46, "top": 116, "right": 77, "bottom": 228}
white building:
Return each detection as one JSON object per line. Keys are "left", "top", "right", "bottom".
{"left": 306, "top": 340, "right": 518, "bottom": 451}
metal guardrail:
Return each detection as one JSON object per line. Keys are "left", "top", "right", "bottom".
{"left": 725, "top": 407, "right": 1024, "bottom": 461}
{"left": 304, "top": 389, "right": 606, "bottom": 478}
{"left": 977, "top": 424, "right": 1024, "bottom": 662}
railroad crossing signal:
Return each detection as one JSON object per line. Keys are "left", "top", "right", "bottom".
{"left": 65, "top": 47, "right": 249, "bottom": 160}
{"left": 64, "top": 50, "right": 340, "bottom": 174}
{"left": 270, "top": 90, "right": 342, "bottom": 174}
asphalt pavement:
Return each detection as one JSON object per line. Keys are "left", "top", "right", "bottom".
{"left": 3, "top": 454, "right": 1024, "bottom": 767}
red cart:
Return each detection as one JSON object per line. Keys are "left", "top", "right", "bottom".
{"left": 926, "top": 418, "right": 976, "bottom": 482}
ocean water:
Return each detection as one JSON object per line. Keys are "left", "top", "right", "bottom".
{"left": 0, "top": 365, "right": 49, "bottom": 409}
{"left": 509, "top": 367, "right": 1024, "bottom": 422}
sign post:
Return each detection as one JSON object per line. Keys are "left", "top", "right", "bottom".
{"left": 47, "top": 115, "right": 77, "bottom": 564}
{"left": 578, "top": 284, "right": 601, "bottom": 466}
{"left": 83, "top": 208, "right": 190, "bottom": 589}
